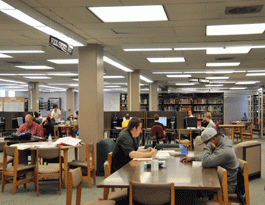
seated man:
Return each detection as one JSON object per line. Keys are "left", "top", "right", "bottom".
{"left": 111, "top": 117, "right": 157, "bottom": 173}
{"left": 201, "top": 112, "right": 216, "bottom": 130}
{"left": 122, "top": 113, "right": 130, "bottom": 128}
{"left": 17, "top": 114, "right": 44, "bottom": 138}
{"left": 188, "top": 110, "right": 193, "bottom": 117}
{"left": 181, "top": 128, "right": 239, "bottom": 194}
{"left": 150, "top": 114, "right": 166, "bottom": 136}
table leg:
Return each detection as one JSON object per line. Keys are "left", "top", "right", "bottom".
{"left": 75, "top": 147, "right": 78, "bottom": 160}
{"left": 64, "top": 149, "right": 68, "bottom": 188}
{"left": 231, "top": 127, "right": 234, "bottom": 143}
{"left": 54, "top": 127, "right": 57, "bottom": 139}
{"left": 66, "top": 128, "right": 69, "bottom": 136}
{"left": 240, "top": 127, "right": 243, "bottom": 142}
{"left": 217, "top": 189, "right": 222, "bottom": 205}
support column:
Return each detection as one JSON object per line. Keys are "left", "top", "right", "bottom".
{"left": 28, "top": 82, "right": 39, "bottom": 112}
{"left": 128, "top": 70, "right": 140, "bottom": 111}
{"left": 149, "top": 81, "right": 159, "bottom": 111}
{"left": 78, "top": 44, "right": 104, "bottom": 161}
{"left": 66, "top": 88, "right": 74, "bottom": 117}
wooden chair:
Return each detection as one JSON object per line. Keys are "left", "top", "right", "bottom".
{"left": 67, "top": 167, "right": 116, "bottom": 205}
{"left": 175, "top": 129, "right": 192, "bottom": 151}
{"left": 68, "top": 143, "right": 96, "bottom": 188}
{"left": 0, "top": 142, "right": 13, "bottom": 173}
{"left": 228, "top": 159, "right": 250, "bottom": 205}
{"left": 1, "top": 145, "right": 36, "bottom": 194}
{"left": 241, "top": 123, "right": 253, "bottom": 142}
{"left": 35, "top": 147, "right": 62, "bottom": 196}
{"left": 103, "top": 161, "right": 128, "bottom": 201}
{"left": 129, "top": 181, "right": 175, "bottom": 205}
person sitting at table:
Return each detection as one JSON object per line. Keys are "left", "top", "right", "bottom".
{"left": 241, "top": 112, "right": 248, "bottom": 121}
{"left": 42, "top": 116, "right": 54, "bottom": 137}
{"left": 180, "top": 128, "right": 239, "bottom": 194}
{"left": 201, "top": 112, "right": 216, "bottom": 130}
{"left": 150, "top": 114, "right": 166, "bottom": 136}
{"left": 17, "top": 114, "right": 44, "bottom": 138}
{"left": 111, "top": 117, "right": 157, "bottom": 173}
{"left": 200, "top": 114, "right": 209, "bottom": 128}
{"left": 122, "top": 113, "right": 130, "bottom": 128}
{"left": 188, "top": 110, "right": 193, "bottom": 117}
{"left": 67, "top": 114, "right": 74, "bottom": 122}
{"left": 33, "top": 111, "right": 42, "bottom": 125}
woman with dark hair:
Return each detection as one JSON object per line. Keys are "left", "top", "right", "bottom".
{"left": 33, "top": 111, "right": 42, "bottom": 124}
{"left": 42, "top": 116, "right": 54, "bottom": 137}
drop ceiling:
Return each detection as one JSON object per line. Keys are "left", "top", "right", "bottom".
{"left": 0, "top": 0, "right": 265, "bottom": 93}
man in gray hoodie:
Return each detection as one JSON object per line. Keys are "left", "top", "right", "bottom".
{"left": 181, "top": 128, "right": 239, "bottom": 193}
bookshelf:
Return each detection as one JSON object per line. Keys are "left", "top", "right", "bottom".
{"left": 120, "top": 93, "right": 149, "bottom": 111}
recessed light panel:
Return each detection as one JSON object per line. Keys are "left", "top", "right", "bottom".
{"left": 153, "top": 72, "right": 182, "bottom": 74}
{"left": 16, "top": 65, "right": 54, "bottom": 69}
{"left": 103, "top": 76, "right": 125, "bottom": 79}
{"left": 140, "top": 75, "right": 153, "bottom": 83}
{"left": 124, "top": 48, "right": 172, "bottom": 51}
{"left": 206, "top": 62, "right": 240, "bottom": 67}
{"left": 166, "top": 75, "right": 191, "bottom": 78}
{"left": 207, "top": 23, "right": 265, "bottom": 36}
{"left": 206, "top": 47, "right": 251, "bottom": 54}
{"left": 23, "top": 76, "right": 51, "bottom": 79}
{"left": 0, "top": 53, "right": 12, "bottom": 58}
{"left": 103, "top": 56, "right": 133, "bottom": 72}
{"left": 88, "top": 5, "right": 168, "bottom": 22}
{"left": 246, "top": 73, "right": 265, "bottom": 76}
{"left": 47, "top": 59, "right": 78, "bottom": 64}
{"left": 147, "top": 57, "right": 185, "bottom": 63}
{"left": 236, "top": 81, "right": 259, "bottom": 85}
{"left": 206, "top": 77, "right": 229, "bottom": 80}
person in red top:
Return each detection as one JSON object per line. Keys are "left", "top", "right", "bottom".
{"left": 17, "top": 114, "right": 44, "bottom": 138}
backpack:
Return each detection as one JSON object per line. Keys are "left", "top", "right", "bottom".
{"left": 235, "top": 167, "right": 245, "bottom": 205}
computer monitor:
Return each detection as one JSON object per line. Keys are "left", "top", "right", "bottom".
{"left": 123, "top": 117, "right": 133, "bottom": 121}
{"left": 17, "top": 117, "right": 23, "bottom": 127}
{"left": 184, "top": 117, "right": 197, "bottom": 128}
{"left": 158, "top": 117, "right": 167, "bottom": 127}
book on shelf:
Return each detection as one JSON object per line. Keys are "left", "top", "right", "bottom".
{"left": 53, "top": 137, "right": 81, "bottom": 146}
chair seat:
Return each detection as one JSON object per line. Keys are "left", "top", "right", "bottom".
{"left": 157, "top": 137, "right": 166, "bottom": 141}
{"left": 195, "top": 198, "right": 219, "bottom": 205}
{"left": 228, "top": 193, "right": 246, "bottom": 202}
{"left": 38, "top": 165, "right": 60, "bottom": 174}
{"left": 0, "top": 157, "right": 14, "bottom": 165}
{"left": 242, "top": 132, "right": 251, "bottom": 136}
{"left": 69, "top": 160, "right": 93, "bottom": 168}
{"left": 108, "top": 189, "right": 128, "bottom": 201}
{"left": 6, "top": 164, "right": 35, "bottom": 172}
{"left": 82, "top": 200, "right": 116, "bottom": 205}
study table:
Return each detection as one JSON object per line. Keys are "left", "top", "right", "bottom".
{"left": 54, "top": 124, "right": 76, "bottom": 139}
{"left": 98, "top": 151, "right": 222, "bottom": 204}
{"left": 10, "top": 141, "right": 84, "bottom": 188}
{"left": 219, "top": 124, "right": 245, "bottom": 143}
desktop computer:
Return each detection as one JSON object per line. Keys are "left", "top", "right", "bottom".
{"left": 184, "top": 117, "right": 198, "bottom": 128}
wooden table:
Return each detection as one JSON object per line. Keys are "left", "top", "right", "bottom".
{"left": 98, "top": 152, "right": 222, "bottom": 204}
{"left": 219, "top": 124, "right": 245, "bottom": 143}
{"left": 10, "top": 141, "right": 84, "bottom": 188}
{"left": 54, "top": 124, "right": 76, "bottom": 139}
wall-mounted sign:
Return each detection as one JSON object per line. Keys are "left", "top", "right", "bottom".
{"left": 49, "top": 36, "right": 73, "bottom": 55}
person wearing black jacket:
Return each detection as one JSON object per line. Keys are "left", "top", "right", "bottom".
{"left": 42, "top": 116, "right": 54, "bottom": 137}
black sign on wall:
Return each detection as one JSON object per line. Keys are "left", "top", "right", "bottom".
{"left": 49, "top": 36, "right": 73, "bottom": 55}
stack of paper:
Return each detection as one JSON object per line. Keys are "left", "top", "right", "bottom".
{"left": 53, "top": 137, "right": 81, "bottom": 146}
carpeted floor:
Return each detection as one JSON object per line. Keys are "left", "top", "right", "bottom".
{"left": 0, "top": 135, "right": 264, "bottom": 204}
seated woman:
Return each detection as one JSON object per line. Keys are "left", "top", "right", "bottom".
{"left": 201, "top": 112, "right": 216, "bottom": 130}
{"left": 33, "top": 111, "right": 42, "bottom": 125}
{"left": 42, "top": 116, "right": 54, "bottom": 137}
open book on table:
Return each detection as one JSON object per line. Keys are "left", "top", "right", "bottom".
{"left": 53, "top": 137, "right": 81, "bottom": 146}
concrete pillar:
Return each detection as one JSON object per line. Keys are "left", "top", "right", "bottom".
{"left": 149, "top": 81, "right": 159, "bottom": 111}
{"left": 127, "top": 69, "right": 140, "bottom": 111}
{"left": 28, "top": 82, "right": 39, "bottom": 112}
{"left": 66, "top": 88, "right": 74, "bottom": 117}
{"left": 78, "top": 44, "right": 104, "bottom": 161}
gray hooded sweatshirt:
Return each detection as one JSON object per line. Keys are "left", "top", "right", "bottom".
{"left": 192, "top": 135, "right": 239, "bottom": 193}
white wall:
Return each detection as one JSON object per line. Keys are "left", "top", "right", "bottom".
{"left": 104, "top": 92, "right": 120, "bottom": 111}
{"left": 224, "top": 96, "right": 248, "bottom": 124}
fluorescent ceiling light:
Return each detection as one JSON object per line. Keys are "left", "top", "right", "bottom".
{"left": 153, "top": 71, "right": 182, "bottom": 74}
{"left": 141, "top": 88, "right": 149, "bottom": 91}
{"left": 147, "top": 57, "right": 185, "bottom": 63}
{"left": 16, "top": 65, "right": 54, "bottom": 69}
{"left": 72, "top": 78, "right": 78, "bottom": 81}
{"left": 230, "top": 87, "right": 246, "bottom": 90}
{"left": 0, "top": 1, "right": 14, "bottom": 9}
{"left": 104, "top": 82, "right": 127, "bottom": 85}
{"left": 210, "top": 81, "right": 236, "bottom": 84}
{"left": 175, "top": 83, "right": 195, "bottom": 86}
{"left": 205, "top": 84, "right": 223, "bottom": 87}
{"left": 0, "top": 73, "right": 16, "bottom": 76}
{"left": 236, "top": 81, "right": 259, "bottom": 85}
{"left": 174, "top": 47, "right": 207, "bottom": 51}
{"left": 47, "top": 72, "right": 78, "bottom": 76}
{"left": 124, "top": 48, "right": 172, "bottom": 51}
{"left": 206, "top": 23, "right": 265, "bottom": 36}
{"left": 47, "top": 59, "right": 78, "bottom": 64}
{"left": 69, "top": 84, "right": 78, "bottom": 87}
{"left": 206, "top": 62, "right": 240, "bottom": 67}
{"left": 3, "top": 86, "right": 23, "bottom": 89}
{"left": 232, "top": 70, "right": 246, "bottom": 73}
{"left": 35, "top": 26, "right": 67, "bottom": 38}
{"left": 104, "top": 86, "right": 121, "bottom": 88}
{"left": 251, "top": 45, "right": 265, "bottom": 49}
{"left": 0, "top": 53, "right": 12, "bottom": 58}
{"left": 17, "top": 73, "right": 46, "bottom": 76}
{"left": 103, "top": 76, "right": 125, "bottom": 79}
{"left": 247, "top": 70, "right": 265, "bottom": 72}
{"left": 140, "top": 75, "right": 153, "bottom": 83}
{"left": 0, "top": 50, "right": 44, "bottom": 53}
{"left": 60, "top": 37, "right": 84, "bottom": 47}
{"left": 206, "top": 47, "right": 251, "bottom": 54}
{"left": 0, "top": 79, "right": 25, "bottom": 84}
{"left": 166, "top": 75, "right": 191, "bottom": 78}
{"left": 206, "top": 71, "right": 233, "bottom": 74}
{"left": 103, "top": 56, "right": 133, "bottom": 72}
{"left": 246, "top": 73, "right": 265, "bottom": 76}
{"left": 88, "top": 5, "right": 168, "bottom": 22}
{"left": 206, "top": 77, "right": 229, "bottom": 80}
{"left": 23, "top": 76, "right": 51, "bottom": 79}
{"left": 184, "top": 71, "right": 206, "bottom": 74}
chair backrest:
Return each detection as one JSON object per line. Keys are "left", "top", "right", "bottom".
{"left": 67, "top": 167, "right": 83, "bottom": 205}
{"left": 194, "top": 136, "right": 204, "bottom": 151}
{"left": 0, "top": 141, "right": 6, "bottom": 152}
{"left": 178, "top": 129, "right": 191, "bottom": 136}
{"left": 103, "top": 161, "right": 111, "bottom": 200}
{"left": 129, "top": 181, "right": 175, "bottom": 205}
{"left": 238, "top": 159, "right": 250, "bottom": 205}
{"left": 151, "top": 125, "right": 164, "bottom": 137}
{"left": 38, "top": 147, "right": 60, "bottom": 159}
{"left": 216, "top": 121, "right": 220, "bottom": 132}
{"left": 5, "top": 146, "right": 16, "bottom": 157}
{"left": 108, "top": 152, "right": 113, "bottom": 168}
{"left": 217, "top": 166, "right": 228, "bottom": 205}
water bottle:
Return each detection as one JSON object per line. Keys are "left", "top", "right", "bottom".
{"left": 48, "top": 134, "right": 52, "bottom": 146}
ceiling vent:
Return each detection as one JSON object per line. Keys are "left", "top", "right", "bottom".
{"left": 225, "top": 5, "right": 263, "bottom": 15}
{"left": 215, "top": 57, "right": 235, "bottom": 61}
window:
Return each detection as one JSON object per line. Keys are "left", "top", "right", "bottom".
{"left": 0, "top": 90, "right": 5, "bottom": 97}
{"left": 8, "top": 91, "right": 15, "bottom": 97}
